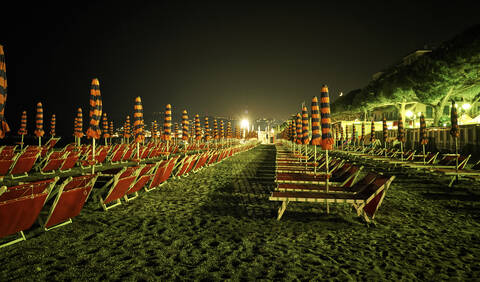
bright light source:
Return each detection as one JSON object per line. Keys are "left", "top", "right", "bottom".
{"left": 405, "top": 110, "right": 413, "bottom": 118}
{"left": 417, "top": 112, "right": 422, "bottom": 117}
{"left": 443, "top": 123, "right": 447, "bottom": 127}
{"left": 339, "top": 92, "right": 343, "bottom": 97}
{"left": 240, "top": 119, "right": 249, "bottom": 129}
{"left": 462, "top": 103, "right": 471, "bottom": 110}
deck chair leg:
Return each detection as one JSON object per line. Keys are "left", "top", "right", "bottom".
{"left": 448, "top": 176, "right": 456, "bottom": 188}
{"left": 45, "top": 218, "right": 73, "bottom": 231}
{"left": 277, "top": 200, "right": 289, "bottom": 220}
{"left": 124, "top": 192, "right": 138, "bottom": 202}
{"left": 0, "top": 231, "right": 26, "bottom": 249}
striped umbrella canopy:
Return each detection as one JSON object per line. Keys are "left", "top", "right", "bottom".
{"left": 50, "top": 114, "right": 56, "bottom": 137}
{"left": 291, "top": 115, "right": 296, "bottom": 142}
{"left": 420, "top": 114, "right": 428, "bottom": 145}
{"left": 0, "top": 44, "right": 10, "bottom": 138}
{"left": 334, "top": 124, "right": 340, "bottom": 142}
{"left": 370, "top": 120, "right": 375, "bottom": 143}
{"left": 195, "top": 114, "right": 202, "bottom": 140}
{"left": 295, "top": 113, "right": 302, "bottom": 145}
{"left": 234, "top": 125, "right": 240, "bottom": 139}
{"left": 34, "top": 102, "right": 44, "bottom": 137}
{"left": 397, "top": 115, "right": 405, "bottom": 142}
{"left": 213, "top": 119, "right": 219, "bottom": 140}
{"left": 220, "top": 120, "right": 225, "bottom": 139}
{"left": 173, "top": 123, "right": 179, "bottom": 139}
{"left": 227, "top": 121, "right": 232, "bottom": 139}
{"left": 383, "top": 116, "right": 388, "bottom": 144}
{"left": 109, "top": 121, "right": 114, "bottom": 137}
{"left": 74, "top": 108, "right": 84, "bottom": 138}
{"left": 182, "top": 110, "right": 189, "bottom": 140}
{"left": 163, "top": 104, "right": 172, "bottom": 141}
{"left": 86, "top": 78, "right": 102, "bottom": 139}
{"left": 189, "top": 119, "right": 195, "bottom": 139}
{"left": 301, "top": 106, "right": 309, "bottom": 144}
{"left": 151, "top": 120, "right": 157, "bottom": 139}
{"left": 450, "top": 100, "right": 459, "bottom": 138}
{"left": 310, "top": 97, "right": 321, "bottom": 145}
{"left": 124, "top": 115, "right": 131, "bottom": 138}
{"left": 320, "top": 85, "right": 334, "bottom": 150}
{"left": 134, "top": 96, "right": 145, "bottom": 143}
{"left": 204, "top": 117, "right": 210, "bottom": 141}
{"left": 351, "top": 124, "right": 356, "bottom": 144}
{"left": 18, "top": 111, "right": 27, "bottom": 135}
{"left": 345, "top": 124, "right": 349, "bottom": 143}
{"left": 102, "top": 113, "right": 110, "bottom": 138}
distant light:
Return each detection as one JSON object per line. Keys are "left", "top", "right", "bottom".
{"left": 405, "top": 110, "right": 413, "bottom": 118}
{"left": 455, "top": 103, "right": 458, "bottom": 108}
{"left": 443, "top": 123, "right": 447, "bottom": 127}
{"left": 417, "top": 112, "right": 422, "bottom": 117}
{"left": 339, "top": 92, "right": 343, "bottom": 97}
{"left": 240, "top": 119, "right": 249, "bottom": 129}
{"left": 462, "top": 103, "right": 471, "bottom": 110}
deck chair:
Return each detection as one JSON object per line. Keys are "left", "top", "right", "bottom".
{"left": 269, "top": 175, "right": 396, "bottom": 222}
{"left": 276, "top": 172, "right": 378, "bottom": 193}
{"left": 109, "top": 144, "right": 127, "bottom": 163}
{"left": 42, "top": 174, "right": 98, "bottom": 230}
{"left": 124, "top": 163, "right": 158, "bottom": 201}
{"left": 8, "top": 149, "right": 41, "bottom": 179}
{"left": 39, "top": 151, "right": 67, "bottom": 174}
{"left": 192, "top": 152, "right": 210, "bottom": 172}
{"left": 121, "top": 145, "right": 136, "bottom": 162}
{"left": 59, "top": 151, "right": 80, "bottom": 172}
{"left": 0, "top": 178, "right": 58, "bottom": 248}
{"left": 174, "top": 155, "right": 195, "bottom": 178}
{"left": 401, "top": 152, "right": 439, "bottom": 169}
{"left": 428, "top": 154, "right": 471, "bottom": 170}
{"left": 99, "top": 166, "right": 140, "bottom": 210}
{"left": 276, "top": 164, "right": 363, "bottom": 186}
{"left": 145, "top": 157, "right": 178, "bottom": 191}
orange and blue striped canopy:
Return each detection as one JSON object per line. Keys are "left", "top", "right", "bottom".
{"left": 195, "top": 114, "right": 202, "bottom": 140}
{"left": 102, "top": 113, "right": 110, "bottom": 138}
{"left": 213, "top": 119, "right": 219, "bottom": 140}
{"left": 174, "top": 123, "right": 179, "bottom": 139}
{"left": 163, "top": 104, "right": 172, "bottom": 141}
{"left": 50, "top": 114, "right": 56, "bottom": 137}
{"left": 420, "top": 114, "right": 428, "bottom": 145}
{"left": 0, "top": 45, "right": 10, "bottom": 138}
{"left": 310, "top": 97, "right": 321, "bottom": 145}
{"left": 182, "top": 110, "right": 189, "bottom": 140}
{"left": 360, "top": 122, "right": 365, "bottom": 142}
{"left": 86, "top": 78, "right": 102, "bottom": 139}
{"left": 109, "top": 121, "right": 114, "bottom": 137}
{"left": 352, "top": 124, "right": 356, "bottom": 143}
{"left": 18, "top": 111, "right": 27, "bottom": 135}
{"left": 134, "top": 96, "right": 145, "bottom": 143}
{"left": 220, "top": 120, "right": 224, "bottom": 139}
{"left": 320, "top": 86, "right": 333, "bottom": 150}
{"left": 74, "top": 108, "right": 84, "bottom": 138}
{"left": 204, "top": 117, "right": 210, "bottom": 141}
{"left": 124, "top": 115, "right": 131, "bottom": 138}
{"left": 227, "top": 121, "right": 232, "bottom": 138}
{"left": 295, "top": 113, "right": 302, "bottom": 145}
{"left": 397, "top": 115, "right": 405, "bottom": 142}
{"left": 34, "top": 102, "right": 44, "bottom": 138}
{"left": 450, "top": 100, "right": 459, "bottom": 138}
{"left": 301, "top": 106, "right": 309, "bottom": 145}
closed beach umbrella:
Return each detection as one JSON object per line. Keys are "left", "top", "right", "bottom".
{"left": 370, "top": 120, "right": 375, "bottom": 144}
{"left": 18, "top": 110, "right": 27, "bottom": 150}
{"left": 0, "top": 44, "right": 10, "bottom": 138}
{"left": 18, "top": 111, "right": 27, "bottom": 136}
{"left": 351, "top": 123, "right": 356, "bottom": 146}
{"left": 102, "top": 113, "right": 110, "bottom": 139}
{"left": 34, "top": 102, "right": 45, "bottom": 145}
{"left": 320, "top": 85, "right": 334, "bottom": 204}
{"left": 195, "top": 114, "right": 202, "bottom": 140}
{"left": 420, "top": 113, "right": 427, "bottom": 164}
{"left": 109, "top": 121, "right": 114, "bottom": 140}
{"left": 182, "top": 110, "right": 189, "bottom": 140}
{"left": 398, "top": 115, "right": 405, "bottom": 160}
{"left": 124, "top": 115, "right": 131, "bottom": 140}
{"left": 345, "top": 125, "right": 349, "bottom": 146}
{"left": 74, "top": 108, "right": 84, "bottom": 139}
{"left": 174, "top": 123, "right": 179, "bottom": 139}
{"left": 450, "top": 100, "right": 460, "bottom": 172}
{"left": 360, "top": 122, "right": 365, "bottom": 143}
{"left": 227, "top": 121, "right": 232, "bottom": 139}
{"left": 235, "top": 125, "right": 240, "bottom": 139}
{"left": 50, "top": 114, "right": 56, "bottom": 137}
{"left": 204, "top": 117, "right": 210, "bottom": 141}
{"left": 310, "top": 96, "right": 321, "bottom": 172}
{"left": 382, "top": 116, "right": 388, "bottom": 146}
{"left": 134, "top": 96, "right": 144, "bottom": 144}
{"left": 213, "top": 119, "right": 219, "bottom": 140}
{"left": 220, "top": 120, "right": 224, "bottom": 140}
{"left": 301, "top": 106, "right": 309, "bottom": 145}
{"left": 152, "top": 120, "right": 157, "bottom": 140}
{"left": 86, "top": 78, "right": 102, "bottom": 140}
{"left": 163, "top": 104, "right": 172, "bottom": 141}
{"left": 340, "top": 124, "right": 344, "bottom": 142}
{"left": 295, "top": 113, "right": 302, "bottom": 145}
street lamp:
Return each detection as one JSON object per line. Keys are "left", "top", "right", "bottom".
{"left": 240, "top": 119, "right": 249, "bottom": 138}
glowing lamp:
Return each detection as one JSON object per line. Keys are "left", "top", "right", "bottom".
{"left": 462, "top": 103, "right": 471, "bottom": 110}
{"left": 405, "top": 110, "right": 413, "bottom": 118}
{"left": 240, "top": 119, "right": 249, "bottom": 129}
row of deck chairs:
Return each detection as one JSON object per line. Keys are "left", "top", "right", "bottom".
{"left": 339, "top": 145, "right": 479, "bottom": 187}
{"left": 0, "top": 142, "right": 258, "bottom": 248}
{"left": 269, "top": 142, "right": 396, "bottom": 223}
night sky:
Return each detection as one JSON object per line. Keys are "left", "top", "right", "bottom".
{"left": 3, "top": 1, "right": 479, "bottom": 135}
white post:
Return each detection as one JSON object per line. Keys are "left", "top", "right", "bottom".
{"left": 92, "top": 138, "right": 96, "bottom": 174}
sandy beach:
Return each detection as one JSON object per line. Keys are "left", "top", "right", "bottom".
{"left": 1, "top": 144, "right": 479, "bottom": 281}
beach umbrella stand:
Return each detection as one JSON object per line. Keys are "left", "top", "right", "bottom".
{"left": 310, "top": 97, "right": 321, "bottom": 174}
{"left": 86, "top": 78, "right": 102, "bottom": 174}
{"left": 450, "top": 100, "right": 460, "bottom": 184}
{"left": 320, "top": 85, "right": 334, "bottom": 214}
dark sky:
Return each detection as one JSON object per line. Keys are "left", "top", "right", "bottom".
{"left": 3, "top": 1, "right": 479, "bottom": 135}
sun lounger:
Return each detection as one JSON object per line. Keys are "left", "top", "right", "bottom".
{"left": 42, "top": 174, "right": 98, "bottom": 230}
{"left": 8, "top": 149, "right": 42, "bottom": 179}
{"left": 269, "top": 175, "right": 396, "bottom": 222}
{"left": 145, "top": 157, "right": 179, "bottom": 191}
{"left": 276, "top": 165, "right": 363, "bottom": 187}
{"left": 99, "top": 166, "right": 140, "bottom": 210}
{"left": 0, "top": 178, "right": 58, "bottom": 248}
{"left": 124, "top": 163, "right": 157, "bottom": 201}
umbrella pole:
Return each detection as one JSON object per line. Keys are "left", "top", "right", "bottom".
{"left": 455, "top": 138, "right": 458, "bottom": 184}
{"left": 314, "top": 145, "right": 317, "bottom": 175}
{"left": 400, "top": 142, "right": 404, "bottom": 161}
{"left": 39, "top": 137, "right": 41, "bottom": 147}
{"left": 326, "top": 149, "right": 330, "bottom": 214}
{"left": 137, "top": 142, "right": 140, "bottom": 160}
{"left": 20, "top": 135, "right": 24, "bottom": 151}
{"left": 92, "top": 138, "right": 95, "bottom": 174}
{"left": 422, "top": 144, "right": 426, "bottom": 165}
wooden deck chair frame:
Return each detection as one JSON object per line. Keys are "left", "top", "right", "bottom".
{"left": 124, "top": 163, "right": 158, "bottom": 202}
{"left": 99, "top": 168, "right": 140, "bottom": 211}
